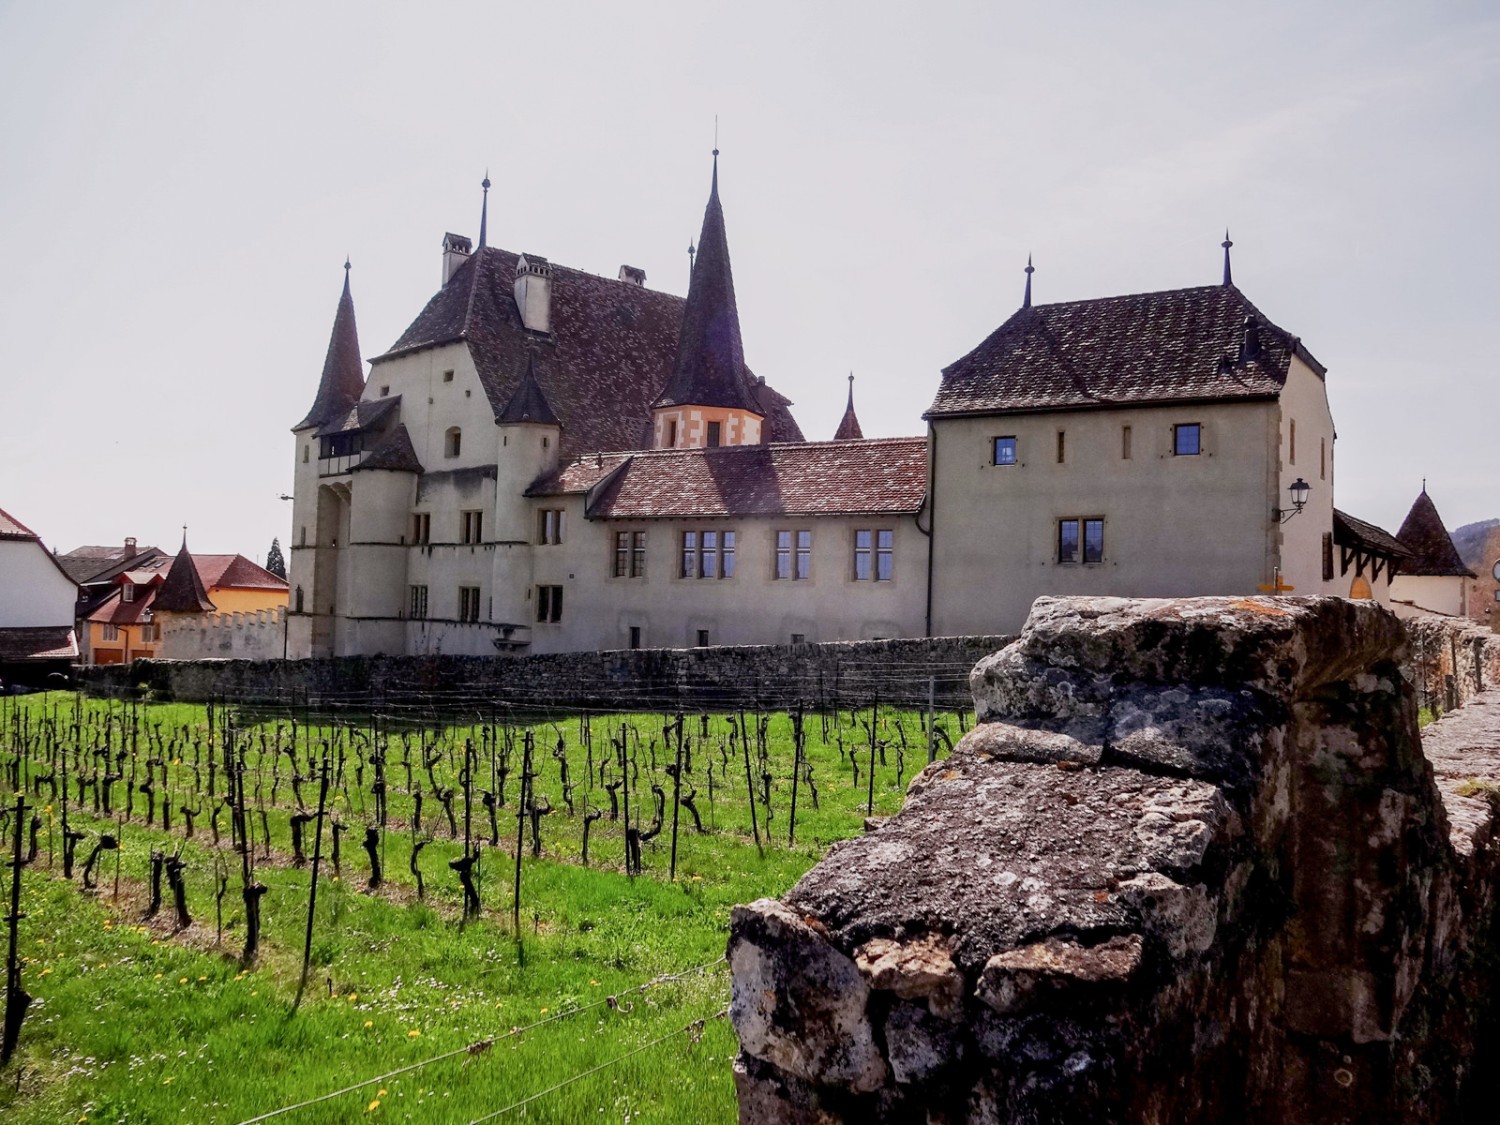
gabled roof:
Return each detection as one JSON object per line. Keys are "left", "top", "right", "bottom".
{"left": 526, "top": 453, "right": 633, "bottom": 498}
{"left": 294, "top": 264, "right": 366, "bottom": 432}
{"left": 0, "top": 506, "right": 40, "bottom": 539}
{"left": 374, "top": 243, "right": 803, "bottom": 457}
{"left": 1333, "top": 509, "right": 1412, "bottom": 562}
{"left": 583, "top": 438, "right": 928, "bottom": 520}
{"left": 317, "top": 394, "right": 401, "bottom": 437}
{"left": 833, "top": 376, "right": 864, "bottom": 441}
{"left": 1395, "top": 490, "right": 1476, "bottom": 577}
{"left": 195, "top": 554, "right": 289, "bottom": 591}
{"left": 651, "top": 157, "right": 762, "bottom": 415}
{"left": 354, "top": 423, "right": 424, "bottom": 473}
{"left": 57, "top": 545, "right": 165, "bottom": 585}
{"left": 0, "top": 626, "right": 77, "bottom": 662}
{"left": 498, "top": 355, "right": 560, "bottom": 425}
{"left": 153, "top": 543, "right": 217, "bottom": 613}
{"left": 927, "top": 284, "right": 1322, "bottom": 418}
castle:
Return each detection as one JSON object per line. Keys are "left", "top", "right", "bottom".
{"left": 288, "top": 159, "right": 1391, "bottom": 659}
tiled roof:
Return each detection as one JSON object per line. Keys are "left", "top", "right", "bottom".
{"left": 1395, "top": 490, "right": 1476, "bottom": 577}
{"left": 87, "top": 587, "right": 157, "bottom": 625}
{"left": 651, "top": 159, "right": 763, "bottom": 414}
{"left": 317, "top": 395, "right": 401, "bottom": 437}
{"left": 153, "top": 544, "right": 217, "bottom": 613}
{"left": 1333, "top": 509, "right": 1412, "bottom": 561}
{"left": 0, "top": 626, "right": 77, "bottom": 662}
{"left": 585, "top": 438, "right": 928, "bottom": 520}
{"left": 295, "top": 265, "right": 366, "bottom": 431}
{"left": 927, "top": 285, "right": 1321, "bottom": 418}
{"left": 196, "top": 554, "right": 289, "bottom": 591}
{"left": 498, "top": 355, "right": 561, "bottom": 425}
{"left": 525, "top": 453, "right": 633, "bottom": 498}
{"left": 355, "top": 424, "right": 424, "bottom": 473}
{"left": 375, "top": 247, "right": 803, "bottom": 457}
{"left": 0, "top": 506, "right": 39, "bottom": 539}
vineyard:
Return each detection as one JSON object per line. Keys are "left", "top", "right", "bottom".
{"left": 0, "top": 682, "right": 972, "bottom": 1123}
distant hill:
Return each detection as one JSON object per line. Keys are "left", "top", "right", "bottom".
{"left": 1452, "top": 519, "right": 1500, "bottom": 568}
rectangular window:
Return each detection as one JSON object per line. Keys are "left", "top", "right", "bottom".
{"left": 628, "top": 626, "right": 642, "bottom": 650}
{"left": 537, "top": 509, "right": 565, "bottom": 545}
{"left": 696, "top": 629, "right": 710, "bottom": 647}
{"left": 102, "top": 624, "right": 119, "bottom": 642}
{"left": 667, "top": 419, "right": 678, "bottom": 447}
{"left": 706, "top": 420, "right": 722, "bottom": 447}
{"left": 790, "top": 633, "right": 806, "bottom": 645}
{"left": 1173, "top": 423, "right": 1201, "bottom": 456}
{"left": 443, "top": 369, "right": 454, "bottom": 383}
{"left": 536, "top": 585, "right": 563, "bottom": 624}
{"left": 461, "top": 510, "right": 483, "bottom": 545}
{"left": 138, "top": 623, "right": 156, "bottom": 643}
{"left": 411, "top": 512, "right": 431, "bottom": 545}
{"left": 775, "top": 530, "right": 813, "bottom": 579}
{"left": 631, "top": 531, "right": 646, "bottom": 577}
{"left": 1289, "top": 419, "right": 1296, "bottom": 465}
{"left": 680, "top": 529, "right": 734, "bottom": 579}
{"left": 614, "top": 531, "right": 630, "bottom": 578}
{"left": 1322, "top": 533, "right": 1334, "bottom": 581}
{"left": 993, "top": 436, "right": 1017, "bottom": 466}
{"left": 1083, "top": 519, "right": 1104, "bottom": 563}
{"left": 854, "top": 529, "right": 895, "bottom": 581}
{"left": 121, "top": 584, "right": 135, "bottom": 603}
{"left": 1122, "top": 425, "right": 1132, "bottom": 460}
{"left": 458, "top": 586, "right": 481, "bottom": 622}
{"left": 409, "top": 585, "right": 428, "bottom": 619}
{"left": 1058, "top": 518, "right": 1080, "bottom": 563}
{"left": 1056, "top": 430, "right": 1066, "bottom": 464}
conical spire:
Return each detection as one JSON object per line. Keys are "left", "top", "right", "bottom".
{"left": 152, "top": 533, "right": 215, "bottom": 614}
{"left": 1023, "top": 255, "right": 1034, "bottom": 308}
{"left": 498, "top": 354, "right": 561, "bottom": 426}
{"left": 834, "top": 373, "right": 864, "bottom": 440}
{"left": 652, "top": 151, "right": 760, "bottom": 413}
{"left": 1221, "top": 229, "right": 1233, "bottom": 287}
{"left": 1395, "top": 487, "right": 1475, "bottom": 577}
{"left": 478, "top": 171, "right": 491, "bottom": 250}
{"left": 294, "top": 260, "right": 365, "bottom": 431}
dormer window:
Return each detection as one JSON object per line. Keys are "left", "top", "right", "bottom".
{"left": 445, "top": 428, "right": 462, "bottom": 458}
{"left": 121, "top": 584, "right": 135, "bottom": 603}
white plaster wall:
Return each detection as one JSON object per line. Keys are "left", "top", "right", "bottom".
{"left": 0, "top": 539, "right": 77, "bottom": 627}
{"left": 160, "top": 609, "right": 288, "bottom": 661}
{"left": 1391, "top": 575, "right": 1468, "bottom": 618}
{"left": 1274, "top": 357, "right": 1339, "bottom": 597}
{"left": 929, "top": 400, "right": 1281, "bottom": 637}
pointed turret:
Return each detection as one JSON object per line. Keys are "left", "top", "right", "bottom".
{"left": 294, "top": 261, "right": 365, "bottom": 431}
{"left": 651, "top": 151, "right": 764, "bottom": 449}
{"left": 1395, "top": 487, "right": 1476, "bottom": 577}
{"left": 499, "top": 355, "right": 561, "bottom": 426}
{"left": 834, "top": 373, "right": 864, "bottom": 440}
{"left": 152, "top": 535, "right": 215, "bottom": 614}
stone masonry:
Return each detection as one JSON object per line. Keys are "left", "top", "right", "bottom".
{"left": 730, "top": 596, "right": 1500, "bottom": 1124}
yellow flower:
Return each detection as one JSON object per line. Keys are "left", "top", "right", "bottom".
{"left": 251, "top": 990, "right": 258, "bottom": 996}
{"left": 366, "top": 1099, "right": 380, "bottom": 1112}
{"left": 407, "top": 1028, "right": 421, "bottom": 1038}
{"left": 348, "top": 992, "right": 359, "bottom": 1002}
{"left": 179, "top": 977, "right": 188, "bottom": 985}
{"left": 539, "top": 1007, "right": 548, "bottom": 1014}
{"left": 163, "top": 1076, "right": 174, "bottom": 1085}
{"left": 590, "top": 979, "right": 599, "bottom": 987}
{"left": 378, "top": 1088, "right": 387, "bottom": 1097}
{"left": 154, "top": 973, "right": 163, "bottom": 981}
{"left": 39, "top": 968, "right": 51, "bottom": 977}
{"left": 197, "top": 976, "right": 207, "bottom": 982}
{"left": 363, "top": 1020, "right": 373, "bottom": 1029}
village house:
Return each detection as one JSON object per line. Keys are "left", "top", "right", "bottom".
{"left": 0, "top": 505, "right": 80, "bottom": 685}
{"left": 288, "top": 166, "right": 1406, "bottom": 657}
{"left": 1388, "top": 487, "right": 1476, "bottom": 619}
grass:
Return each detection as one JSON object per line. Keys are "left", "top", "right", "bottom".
{"left": 0, "top": 693, "right": 966, "bottom": 1123}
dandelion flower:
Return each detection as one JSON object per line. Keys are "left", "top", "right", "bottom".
{"left": 154, "top": 973, "right": 163, "bottom": 981}
{"left": 197, "top": 976, "right": 207, "bottom": 982}
{"left": 407, "top": 1028, "right": 421, "bottom": 1038}
{"left": 366, "top": 1099, "right": 380, "bottom": 1112}
{"left": 378, "top": 1089, "right": 388, "bottom": 1097}
{"left": 363, "top": 1020, "right": 373, "bottom": 1029}
{"left": 179, "top": 977, "right": 188, "bottom": 985}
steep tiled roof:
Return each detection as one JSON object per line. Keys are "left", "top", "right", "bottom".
{"left": 58, "top": 545, "right": 165, "bottom": 585}
{"left": 526, "top": 453, "right": 633, "bottom": 498}
{"left": 295, "top": 265, "right": 366, "bottom": 431}
{"left": 498, "top": 355, "right": 561, "bottom": 425}
{"left": 196, "top": 554, "right": 289, "bottom": 591}
{"left": 1395, "top": 490, "right": 1476, "bottom": 577}
{"left": 355, "top": 424, "right": 424, "bottom": 473}
{"left": 153, "top": 544, "right": 217, "bottom": 613}
{"left": 375, "top": 246, "right": 802, "bottom": 457}
{"left": 87, "top": 587, "right": 158, "bottom": 625}
{"left": 586, "top": 438, "right": 928, "bottom": 520}
{"left": 927, "top": 285, "right": 1322, "bottom": 418}
{"left": 0, "top": 506, "right": 39, "bottom": 539}
{"left": 317, "top": 395, "right": 401, "bottom": 437}
{"left": 1333, "top": 509, "right": 1412, "bottom": 562}
{"left": 0, "top": 626, "right": 77, "bottom": 662}
{"left": 833, "top": 376, "right": 864, "bottom": 441}
{"left": 651, "top": 158, "right": 762, "bottom": 414}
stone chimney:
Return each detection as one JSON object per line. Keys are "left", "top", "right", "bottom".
{"left": 124, "top": 537, "right": 138, "bottom": 559}
{"left": 618, "top": 265, "right": 646, "bottom": 286}
{"left": 442, "top": 232, "right": 473, "bottom": 286}
{"left": 514, "top": 254, "right": 553, "bottom": 334}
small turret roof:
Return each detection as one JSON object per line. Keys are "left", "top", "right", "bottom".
{"left": 833, "top": 374, "right": 864, "bottom": 441}
{"left": 1396, "top": 489, "right": 1476, "bottom": 577}
{"left": 153, "top": 540, "right": 216, "bottom": 614}
{"left": 498, "top": 355, "right": 561, "bottom": 426}
{"left": 294, "top": 263, "right": 366, "bottom": 432}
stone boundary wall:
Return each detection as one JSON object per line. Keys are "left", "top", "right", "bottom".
{"left": 158, "top": 607, "right": 287, "bottom": 663}
{"left": 79, "top": 634, "right": 1011, "bottom": 712}
{"left": 1404, "top": 612, "right": 1500, "bottom": 714}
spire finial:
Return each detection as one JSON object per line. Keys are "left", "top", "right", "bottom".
{"left": 711, "top": 116, "right": 720, "bottom": 195}
{"left": 180, "top": 525, "right": 188, "bottom": 551}
{"left": 1023, "top": 254, "right": 1035, "bottom": 309}
{"left": 1221, "top": 228, "right": 1233, "bottom": 287}
{"left": 688, "top": 239, "right": 696, "bottom": 277}
{"left": 344, "top": 256, "right": 351, "bottom": 272}
{"left": 478, "top": 171, "right": 491, "bottom": 250}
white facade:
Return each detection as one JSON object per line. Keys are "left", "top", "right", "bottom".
{"left": 0, "top": 537, "right": 78, "bottom": 629}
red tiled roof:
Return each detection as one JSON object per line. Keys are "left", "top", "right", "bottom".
{"left": 196, "top": 554, "right": 288, "bottom": 591}
{"left": 87, "top": 588, "right": 157, "bottom": 625}
{"left": 0, "top": 506, "right": 39, "bottom": 539}
{"left": 0, "top": 626, "right": 77, "bottom": 662}
{"left": 583, "top": 438, "right": 928, "bottom": 520}
{"left": 1395, "top": 490, "right": 1476, "bottom": 577}
{"left": 376, "top": 246, "right": 803, "bottom": 458}
{"left": 928, "top": 285, "right": 1321, "bottom": 418}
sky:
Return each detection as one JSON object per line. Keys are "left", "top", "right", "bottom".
{"left": 1, "top": 1, "right": 1496, "bottom": 562}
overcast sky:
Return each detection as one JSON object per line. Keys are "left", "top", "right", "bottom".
{"left": 1, "top": 1, "right": 1496, "bottom": 562}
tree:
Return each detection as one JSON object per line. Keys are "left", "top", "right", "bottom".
{"left": 266, "top": 538, "right": 287, "bottom": 580}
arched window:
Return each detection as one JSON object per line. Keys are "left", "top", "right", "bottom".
{"left": 445, "top": 428, "right": 462, "bottom": 458}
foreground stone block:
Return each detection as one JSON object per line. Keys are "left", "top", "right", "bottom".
{"left": 730, "top": 596, "right": 1500, "bottom": 1124}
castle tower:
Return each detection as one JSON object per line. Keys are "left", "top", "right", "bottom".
{"left": 651, "top": 152, "right": 764, "bottom": 449}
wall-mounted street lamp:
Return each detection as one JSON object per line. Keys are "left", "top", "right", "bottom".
{"left": 1272, "top": 477, "right": 1311, "bottom": 524}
